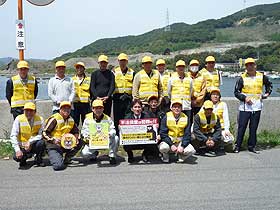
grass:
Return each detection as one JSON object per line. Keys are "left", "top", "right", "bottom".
{"left": 0, "top": 141, "right": 13, "bottom": 158}
{"left": 1, "top": 130, "right": 280, "bottom": 158}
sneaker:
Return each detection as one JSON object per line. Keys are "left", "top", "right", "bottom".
{"left": 142, "top": 152, "right": 150, "bottom": 163}
{"left": 233, "top": 146, "right": 240, "bottom": 153}
{"left": 128, "top": 156, "right": 135, "bottom": 163}
{"left": 109, "top": 157, "right": 117, "bottom": 165}
{"left": 248, "top": 147, "right": 260, "bottom": 154}
{"left": 161, "top": 153, "right": 169, "bottom": 163}
{"left": 19, "top": 160, "right": 27, "bottom": 169}
{"left": 64, "top": 157, "right": 72, "bottom": 165}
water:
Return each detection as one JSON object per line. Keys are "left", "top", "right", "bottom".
{"left": 0, "top": 75, "right": 279, "bottom": 100}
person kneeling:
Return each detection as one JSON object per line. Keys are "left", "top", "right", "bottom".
{"left": 192, "top": 100, "right": 223, "bottom": 155}
{"left": 10, "top": 102, "right": 45, "bottom": 169}
{"left": 81, "top": 99, "right": 119, "bottom": 165}
{"left": 43, "top": 101, "right": 83, "bottom": 171}
{"left": 159, "top": 100, "right": 196, "bottom": 163}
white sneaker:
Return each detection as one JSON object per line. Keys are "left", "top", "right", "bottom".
{"left": 161, "top": 153, "right": 169, "bottom": 163}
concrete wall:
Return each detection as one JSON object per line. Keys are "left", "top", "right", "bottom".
{"left": 0, "top": 98, "right": 279, "bottom": 138}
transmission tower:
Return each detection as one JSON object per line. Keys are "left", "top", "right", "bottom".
{"left": 242, "top": 0, "right": 247, "bottom": 13}
{"left": 164, "top": 9, "right": 171, "bottom": 32}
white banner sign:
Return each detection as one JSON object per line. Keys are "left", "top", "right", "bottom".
{"left": 119, "top": 118, "right": 158, "bottom": 145}
{"left": 16, "top": 20, "right": 26, "bottom": 50}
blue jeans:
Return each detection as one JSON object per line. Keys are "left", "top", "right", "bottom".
{"left": 236, "top": 111, "right": 261, "bottom": 149}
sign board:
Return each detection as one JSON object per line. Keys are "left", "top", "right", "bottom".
{"left": 0, "top": 0, "right": 7, "bottom": 6}
{"left": 16, "top": 20, "right": 26, "bottom": 50}
{"left": 89, "top": 122, "right": 110, "bottom": 150}
{"left": 27, "top": 0, "right": 55, "bottom": 6}
{"left": 119, "top": 118, "right": 158, "bottom": 145}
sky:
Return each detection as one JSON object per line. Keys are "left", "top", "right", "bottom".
{"left": 0, "top": 0, "right": 279, "bottom": 59}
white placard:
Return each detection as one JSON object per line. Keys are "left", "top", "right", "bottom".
{"left": 16, "top": 20, "right": 26, "bottom": 50}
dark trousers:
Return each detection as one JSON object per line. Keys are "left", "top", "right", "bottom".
{"left": 123, "top": 144, "right": 159, "bottom": 158}
{"left": 103, "top": 97, "right": 112, "bottom": 116}
{"left": 47, "top": 140, "right": 84, "bottom": 171}
{"left": 11, "top": 107, "right": 24, "bottom": 120}
{"left": 192, "top": 135, "right": 222, "bottom": 152}
{"left": 13, "top": 140, "right": 45, "bottom": 163}
{"left": 113, "top": 96, "right": 132, "bottom": 135}
{"left": 159, "top": 96, "right": 171, "bottom": 113}
{"left": 182, "top": 110, "right": 192, "bottom": 134}
{"left": 236, "top": 111, "right": 261, "bottom": 149}
{"left": 73, "top": 102, "right": 91, "bottom": 126}
{"left": 190, "top": 107, "right": 201, "bottom": 124}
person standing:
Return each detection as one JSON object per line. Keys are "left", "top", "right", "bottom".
{"left": 200, "top": 56, "right": 221, "bottom": 100}
{"left": 188, "top": 59, "right": 206, "bottom": 123}
{"left": 113, "top": 53, "right": 134, "bottom": 135}
{"left": 156, "top": 58, "right": 171, "bottom": 112}
{"left": 6, "top": 60, "right": 38, "bottom": 119}
{"left": 48, "top": 61, "right": 75, "bottom": 114}
{"left": 72, "top": 62, "right": 91, "bottom": 126}
{"left": 90, "top": 55, "right": 115, "bottom": 116}
{"left": 132, "top": 56, "right": 163, "bottom": 107}
{"left": 234, "top": 58, "right": 272, "bottom": 153}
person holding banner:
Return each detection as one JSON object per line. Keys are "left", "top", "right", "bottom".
{"left": 159, "top": 100, "right": 196, "bottom": 163}
{"left": 123, "top": 99, "right": 158, "bottom": 163}
{"left": 81, "top": 99, "right": 119, "bottom": 165}
{"left": 43, "top": 101, "right": 83, "bottom": 171}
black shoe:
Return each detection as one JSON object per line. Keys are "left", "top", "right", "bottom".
{"left": 109, "top": 157, "right": 117, "bottom": 165}
{"left": 128, "top": 156, "right": 135, "bottom": 163}
{"left": 64, "top": 157, "right": 72, "bottom": 165}
{"left": 19, "top": 160, "right": 27, "bottom": 169}
{"left": 195, "top": 148, "right": 206, "bottom": 156}
{"left": 142, "top": 151, "right": 150, "bottom": 163}
{"left": 248, "top": 147, "right": 260, "bottom": 154}
{"left": 34, "top": 156, "right": 45, "bottom": 167}
{"left": 233, "top": 146, "right": 240, "bottom": 153}
{"left": 215, "top": 149, "right": 226, "bottom": 156}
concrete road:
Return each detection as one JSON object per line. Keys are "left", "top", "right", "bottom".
{"left": 0, "top": 149, "right": 280, "bottom": 210}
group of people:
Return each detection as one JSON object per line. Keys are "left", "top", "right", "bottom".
{"left": 5, "top": 53, "right": 273, "bottom": 170}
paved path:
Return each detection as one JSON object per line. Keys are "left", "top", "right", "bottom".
{"left": 1, "top": 149, "right": 280, "bottom": 210}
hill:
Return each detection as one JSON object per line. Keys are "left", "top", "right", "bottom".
{"left": 55, "top": 2, "right": 280, "bottom": 61}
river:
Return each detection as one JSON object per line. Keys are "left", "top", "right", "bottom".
{"left": 0, "top": 75, "right": 279, "bottom": 100}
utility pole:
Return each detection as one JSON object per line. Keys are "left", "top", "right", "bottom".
{"left": 18, "top": 0, "right": 24, "bottom": 60}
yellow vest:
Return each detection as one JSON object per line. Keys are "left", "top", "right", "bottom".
{"left": 166, "top": 111, "right": 188, "bottom": 143}
{"left": 114, "top": 67, "right": 134, "bottom": 95}
{"left": 161, "top": 72, "right": 171, "bottom": 97}
{"left": 170, "top": 73, "right": 192, "bottom": 102}
{"left": 11, "top": 75, "right": 35, "bottom": 108}
{"left": 72, "top": 75, "right": 90, "bottom": 103}
{"left": 201, "top": 68, "right": 220, "bottom": 92}
{"left": 214, "top": 101, "right": 226, "bottom": 130}
{"left": 241, "top": 72, "right": 263, "bottom": 99}
{"left": 198, "top": 111, "right": 218, "bottom": 134}
{"left": 138, "top": 69, "right": 160, "bottom": 101}
{"left": 188, "top": 71, "right": 204, "bottom": 97}
{"left": 17, "top": 114, "right": 43, "bottom": 147}
{"left": 49, "top": 113, "right": 75, "bottom": 139}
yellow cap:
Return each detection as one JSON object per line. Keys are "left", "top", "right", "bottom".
{"left": 17, "top": 60, "right": 29, "bottom": 69}
{"left": 55, "top": 61, "right": 66, "bottom": 68}
{"left": 176, "top": 60, "right": 186, "bottom": 67}
{"left": 92, "top": 99, "right": 104, "bottom": 108}
{"left": 23, "top": 102, "right": 36, "bottom": 110}
{"left": 171, "top": 100, "right": 182, "bottom": 107}
{"left": 210, "top": 87, "right": 221, "bottom": 95}
{"left": 156, "top": 59, "right": 166, "bottom": 66}
{"left": 142, "top": 56, "right": 153, "bottom": 63}
{"left": 203, "top": 100, "right": 214, "bottom": 109}
{"left": 118, "top": 53, "right": 128, "bottom": 61}
{"left": 148, "top": 95, "right": 158, "bottom": 102}
{"left": 205, "top": 56, "right": 216, "bottom": 63}
{"left": 60, "top": 101, "right": 71, "bottom": 108}
{"left": 98, "top": 55, "right": 108, "bottom": 63}
{"left": 189, "top": 59, "right": 200, "bottom": 66}
{"left": 245, "top": 58, "right": 255, "bottom": 65}
{"left": 74, "top": 62, "right": 85, "bottom": 68}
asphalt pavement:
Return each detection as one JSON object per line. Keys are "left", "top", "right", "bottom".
{"left": 0, "top": 148, "right": 280, "bottom": 210}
